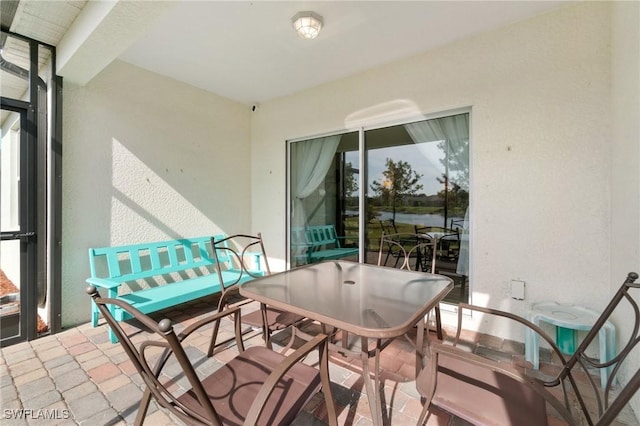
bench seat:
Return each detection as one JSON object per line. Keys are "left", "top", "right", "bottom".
{"left": 305, "top": 247, "right": 359, "bottom": 263}
{"left": 112, "top": 275, "right": 222, "bottom": 320}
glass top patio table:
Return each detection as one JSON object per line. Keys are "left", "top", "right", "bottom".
{"left": 240, "top": 260, "right": 453, "bottom": 425}
{"left": 239, "top": 259, "right": 453, "bottom": 339}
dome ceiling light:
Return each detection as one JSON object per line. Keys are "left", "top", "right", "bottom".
{"left": 291, "top": 11, "right": 323, "bottom": 40}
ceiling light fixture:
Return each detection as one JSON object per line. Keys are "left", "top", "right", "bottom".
{"left": 291, "top": 11, "right": 323, "bottom": 40}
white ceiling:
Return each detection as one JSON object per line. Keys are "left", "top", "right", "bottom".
{"left": 6, "top": 0, "right": 573, "bottom": 105}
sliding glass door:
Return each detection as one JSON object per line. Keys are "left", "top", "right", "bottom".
{"left": 288, "top": 132, "right": 360, "bottom": 267}
{"left": 288, "top": 112, "right": 470, "bottom": 303}
{"left": 365, "top": 113, "right": 469, "bottom": 303}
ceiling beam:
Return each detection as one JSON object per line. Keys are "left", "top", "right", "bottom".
{"left": 56, "top": 0, "right": 175, "bottom": 86}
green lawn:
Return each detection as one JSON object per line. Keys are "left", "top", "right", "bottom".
{"left": 344, "top": 217, "right": 448, "bottom": 252}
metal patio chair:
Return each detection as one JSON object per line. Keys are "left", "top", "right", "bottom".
{"left": 208, "top": 233, "right": 306, "bottom": 354}
{"left": 87, "top": 285, "right": 337, "bottom": 426}
{"left": 416, "top": 272, "right": 640, "bottom": 426}
{"left": 414, "top": 225, "right": 461, "bottom": 268}
{"left": 377, "top": 232, "right": 444, "bottom": 340}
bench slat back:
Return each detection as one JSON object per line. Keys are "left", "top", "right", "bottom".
{"left": 88, "top": 235, "right": 225, "bottom": 281}
{"left": 307, "top": 225, "right": 341, "bottom": 248}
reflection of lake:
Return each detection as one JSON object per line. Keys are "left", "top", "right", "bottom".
{"left": 377, "top": 211, "right": 463, "bottom": 227}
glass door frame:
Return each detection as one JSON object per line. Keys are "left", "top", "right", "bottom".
{"left": 286, "top": 129, "right": 359, "bottom": 267}
{"left": 1, "top": 98, "right": 38, "bottom": 346}
{"left": 286, "top": 107, "right": 472, "bottom": 284}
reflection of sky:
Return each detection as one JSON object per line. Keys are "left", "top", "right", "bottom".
{"left": 345, "top": 142, "right": 446, "bottom": 196}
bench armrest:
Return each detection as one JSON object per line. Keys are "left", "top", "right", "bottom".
{"left": 291, "top": 242, "right": 313, "bottom": 248}
{"left": 336, "top": 236, "right": 355, "bottom": 244}
{"left": 86, "top": 277, "right": 121, "bottom": 291}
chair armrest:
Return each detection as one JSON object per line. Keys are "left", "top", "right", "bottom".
{"left": 90, "top": 287, "right": 242, "bottom": 345}
{"left": 149, "top": 306, "right": 246, "bottom": 378}
{"left": 431, "top": 342, "right": 527, "bottom": 381}
{"left": 244, "top": 333, "right": 337, "bottom": 426}
{"left": 438, "top": 232, "right": 459, "bottom": 241}
{"left": 455, "top": 303, "right": 568, "bottom": 386}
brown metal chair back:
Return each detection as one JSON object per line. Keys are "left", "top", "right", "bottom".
{"left": 87, "top": 285, "right": 336, "bottom": 426}
{"left": 212, "top": 233, "right": 271, "bottom": 296}
{"left": 561, "top": 271, "right": 640, "bottom": 425}
{"left": 377, "top": 232, "right": 443, "bottom": 340}
{"left": 414, "top": 225, "right": 461, "bottom": 264}
{"left": 209, "top": 233, "right": 305, "bottom": 354}
{"left": 417, "top": 272, "right": 640, "bottom": 426}
{"left": 378, "top": 232, "right": 434, "bottom": 271}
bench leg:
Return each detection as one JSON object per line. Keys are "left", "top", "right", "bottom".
{"left": 91, "top": 302, "right": 100, "bottom": 327}
{"left": 109, "top": 329, "right": 118, "bottom": 344}
{"left": 109, "top": 308, "right": 125, "bottom": 344}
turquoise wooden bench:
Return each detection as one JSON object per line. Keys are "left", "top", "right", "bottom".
{"left": 86, "top": 235, "right": 265, "bottom": 342}
{"left": 291, "top": 225, "right": 358, "bottom": 265}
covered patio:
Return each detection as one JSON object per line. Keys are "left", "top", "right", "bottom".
{"left": 1, "top": 0, "right": 639, "bottom": 424}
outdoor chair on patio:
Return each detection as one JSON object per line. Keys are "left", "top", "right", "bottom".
{"left": 87, "top": 285, "right": 337, "bottom": 426}
{"left": 208, "top": 233, "right": 305, "bottom": 355}
{"left": 378, "top": 219, "right": 405, "bottom": 268}
{"left": 414, "top": 225, "right": 467, "bottom": 301}
{"left": 377, "top": 232, "right": 443, "bottom": 340}
{"left": 416, "top": 271, "right": 640, "bottom": 426}
{"left": 414, "top": 225, "right": 461, "bottom": 267}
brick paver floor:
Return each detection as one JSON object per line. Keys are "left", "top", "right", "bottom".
{"left": 1, "top": 294, "right": 638, "bottom": 425}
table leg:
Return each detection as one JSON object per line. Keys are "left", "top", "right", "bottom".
{"left": 415, "top": 319, "right": 426, "bottom": 378}
{"left": 259, "top": 303, "right": 272, "bottom": 350}
{"left": 360, "top": 336, "right": 384, "bottom": 426}
{"left": 434, "top": 307, "right": 443, "bottom": 340}
{"left": 431, "top": 236, "right": 438, "bottom": 274}
{"left": 357, "top": 324, "right": 427, "bottom": 425}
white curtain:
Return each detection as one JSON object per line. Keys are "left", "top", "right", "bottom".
{"left": 456, "top": 206, "right": 469, "bottom": 276}
{"left": 404, "top": 114, "right": 469, "bottom": 276}
{"left": 291, "top": 135, "right": 341, "bottom": 228}
{"left": 404, "top": 114, "right": 469, "bottom": 176}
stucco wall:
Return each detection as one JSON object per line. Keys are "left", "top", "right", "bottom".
{"left": 62, "top": 60, "right": 251, "bottom": 327}
{"left": 251, "top": 2, "right": 613, "bottom": 333}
